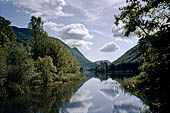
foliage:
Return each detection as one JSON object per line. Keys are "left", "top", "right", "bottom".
{"left": 115, "top": 0, "right": 170, "bottom": 112}
{"left": 36, "top": 56, "right": 56, "bottom": 86}
{"left": 0, "top": 16, "right": 16, "bottom": 47}
{"left": 28, "top": 16, "right": 80, "bottom": 75}
{"left": 28, "top": 16, "right": 48, "bottom": 59}
{"left": 0, "top": 44, "right": 35, "bottom": 95}
{"left": 0, "top": 16, "right": 82, "bottom": 96}
{"left": 45, "top": 38, "right": 79, "bottom": 75}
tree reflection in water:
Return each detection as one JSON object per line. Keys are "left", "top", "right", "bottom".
{"left": 0, "top": 80, "right": 82, "bottom": 113}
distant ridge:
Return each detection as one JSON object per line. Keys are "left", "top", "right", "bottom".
{"left": 113, "top": 45, "right": 143, "bottom": 65}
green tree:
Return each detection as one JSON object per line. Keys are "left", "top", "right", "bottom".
{"left": 46, "top": 38, "right": 79, "bottom": 75}
{"left": 0, "top": 44, "right": 35, "bottom": 95}
{"left": 28, "top": 17, "right": 80, "bottom": 75}
{"left": 28, "top": 16, "right": 48, "bottom": 59}
{"left": 36, "top": 56, "right": 56, "bottom": 86}
{"left": 115, "top": 0, "right": 170, "bottom": 112}
{"left": 0, "top": 16, "right": 16, "bottom": 47}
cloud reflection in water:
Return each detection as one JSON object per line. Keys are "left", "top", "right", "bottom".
{"left": 62, "top": 90, "right": 93, "bottom": 113}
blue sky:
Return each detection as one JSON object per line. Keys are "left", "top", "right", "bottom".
{"left": 0, "top": 0, "right": 138, "bottom": 62}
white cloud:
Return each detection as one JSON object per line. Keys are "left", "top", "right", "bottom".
{"left": 60, "top": 23, "right": 93, "bottom": 40}
{"left": 44, "top": 22, "right": 94, "bottom": 50}
{"left": 64, "top": 39, "right": 93, "bottom": 50}
{"left": 99, "top": 41, "right": 120, "bottom": 52}
{"left": 59, "top": 23, "right": 93, "bottom": 50}
{"left": 5, "top": 0, "right": 74, "bottom": 19}
{"left": 44, "top": 21, "right": 64, "bottom": 32}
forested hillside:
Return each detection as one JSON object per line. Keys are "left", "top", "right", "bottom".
{"left": 113, "top": 45, "right": 142, "bottom": 65}
{"left": 12, "top": 26, "right": 93, "bottom": 70}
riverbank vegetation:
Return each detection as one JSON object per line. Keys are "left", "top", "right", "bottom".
{"left": 115, "top": 0, "right": 170, "bottom": 112}
{"left": 95, "top": 61, "right": 141, "bottom": 79}
{"left": 0, "top": 79, "right": 82, "bottom": 113}
{"left": 0, "top": 16, "right": 83, "bottom": 96}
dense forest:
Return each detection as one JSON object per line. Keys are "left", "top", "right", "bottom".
{"left": 0, "top": 16, "right": 83, "bottom": 96}
{"left": 114, "top": 0, "right": 170, "bottom": 112}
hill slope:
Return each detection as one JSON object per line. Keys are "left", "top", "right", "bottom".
{"left": 113, "top": 45, "right": 143, "bottom": 65}
{"left": 12, "top": 26, "right": 93, "bottom": 69}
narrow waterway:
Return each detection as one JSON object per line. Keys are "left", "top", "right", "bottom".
{"left": 60, "top": 77, "right": 146, "bottom": 113}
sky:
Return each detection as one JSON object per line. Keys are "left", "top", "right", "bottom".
{"left": 0, "top": 0, "right": 139, "bottom": 62}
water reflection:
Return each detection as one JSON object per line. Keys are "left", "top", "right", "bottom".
{"left": 61, "top": 90, "right": 93, "bottom": 113}
{"left": 0, "top": 80, "right": 81, "bottom": 113}
{"left": 0, "top": 74, "right": 147, "bottom": 113}
{"left": 61, "top": 77, "right": 145, "bottom": 113}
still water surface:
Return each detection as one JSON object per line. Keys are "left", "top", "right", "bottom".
{"left": 60, "top": 77, "right": 145, "bottom": 113}
{"left": 0, "top": 75, "right": 146, "bottom": 113}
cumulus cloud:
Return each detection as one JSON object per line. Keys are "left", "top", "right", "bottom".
{"left": 64, "top": 39, "right": 93, "bottom": 50}
{"left": 44, "top": 22, "right": 94, "bottom": 50}
{"left": 99, "top": 41, "right": 120, "bottom": 52}
{"left": 60, "top": 23, "right": 93, "bottom": 40}
{"left": 59, "top": 23, "right": 93, "bottom": 50}
{"left": 44, "top": 21, "right": 64, "bottom": 32}
{"left": 5, "top": 0, "right": 74, "bottom": 19}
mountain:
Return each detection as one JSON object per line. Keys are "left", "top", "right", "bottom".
{"left": 53, "top": 38, "right": 94, "bottom": 69}
{"left": 94, "top": 60, "right": 111, "bottom": 65}
{"left": 113, "top": 45, "right": 143, "bottom": 65}
{"left": 12, "top": 26, "right": 31, "bottom": 43}
{"left": 12, "top": 26, "right": 94, "bottom": 70}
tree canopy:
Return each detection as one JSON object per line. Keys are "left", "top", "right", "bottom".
{"left": 115, "top": 0, "right": 170, "bottom": 112}
{"left": 0, "top": 16, "right": 16, "bottom": 47}
{"left": 0, "top": 16, "right": 82, "bottom": 96}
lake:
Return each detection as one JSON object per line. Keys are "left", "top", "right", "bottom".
{"left": 0, "top": 74, "right": 148, "bottom": 113}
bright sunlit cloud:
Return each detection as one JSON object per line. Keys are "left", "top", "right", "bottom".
{"left": 99, "top": 41, "right": 120, "bottom": 52}
{"left": 60, "top": 23, "right": 94, "bottom": 40}
{"left": 44, "top": 22, "right": 94, "bottom": 50}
